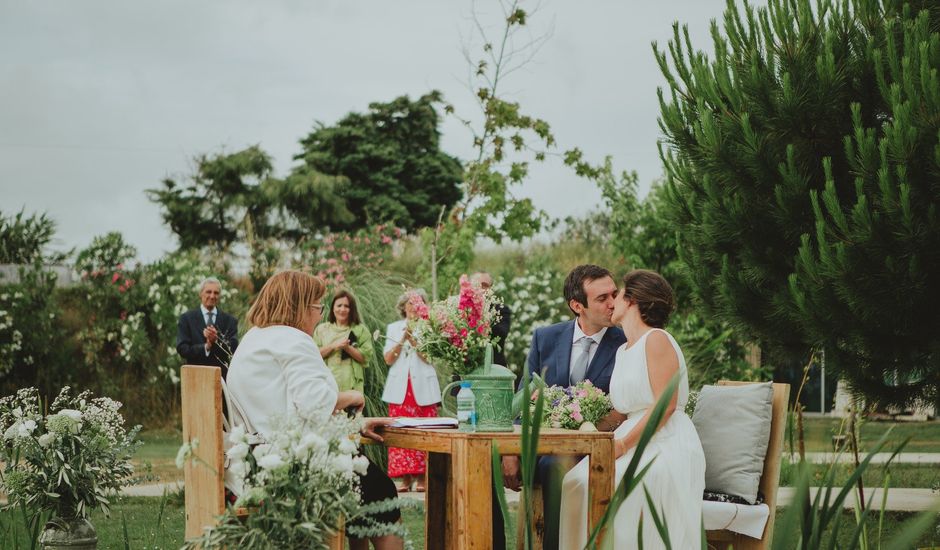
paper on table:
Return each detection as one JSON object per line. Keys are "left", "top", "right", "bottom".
{"left": 390, "top": 417, "right": 458, "bottom": 429}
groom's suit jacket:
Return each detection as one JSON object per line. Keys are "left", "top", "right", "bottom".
{"left": 525, "top": 319, "right": 626, "bottom": 393}
{"left": 176, "top": 308, "right": 239, "bottom": 370}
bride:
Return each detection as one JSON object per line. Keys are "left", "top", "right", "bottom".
{"left": 558, "top": 269, "right": 705, "bottom": 549}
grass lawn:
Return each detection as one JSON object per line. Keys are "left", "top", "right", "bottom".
{"left": 780, "top": 460, "right": 940, "bottom": 490}
{"left": 134, "top": 429, "right": 184, "bottom": 485}
{"left": 2, "top": 497, "right": 938, "bottom": 549}
{"left": 788, "top": 417, "right": 940, "bottom": 454}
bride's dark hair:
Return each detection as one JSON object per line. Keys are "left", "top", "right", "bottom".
{"left": 621, "top": 269, "right": 676, "bottom": 328}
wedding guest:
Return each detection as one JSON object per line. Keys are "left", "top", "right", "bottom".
{"left": 381, "top": 289, "right": 440, "bottom": 493}
{"left": 470, "top": 271, "right": 512, "bottom": 366}
{"left": 559, "top": 269, "right": 705, "bottom": 549}
{"left": 176, "top": 277, "right": 239, "bottom": 373}
{"left": 499, "top": 264, "right": 626, "bottom": 550}
{"left": 227, "top": 270, "right": 402, "bottom": 550}
{"left": 314, "top": 289, "right": 375, "bottom": 393}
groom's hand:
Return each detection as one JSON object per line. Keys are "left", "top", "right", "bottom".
{"left": 501, "top": 456, "right": 521, "bottom": 491}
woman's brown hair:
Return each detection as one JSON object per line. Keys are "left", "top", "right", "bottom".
{"left": 621, "top": 269, "right": 676, "bottom": 328}
{"left": 246, "top": 270, "right": 326, "bottom": 330}
{"left": 327, "top": 289, "right": 361, "bottom": 326}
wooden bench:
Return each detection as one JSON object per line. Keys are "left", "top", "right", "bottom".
{"left": 180, "top": 364, "right": 344, "bottom": 549}
{"left": 516, "top": 380, "right": 790, "bottom": 550}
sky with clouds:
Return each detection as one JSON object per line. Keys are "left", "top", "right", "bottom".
{"left": 0, "top": 1, "right": 747, "bottom": 262}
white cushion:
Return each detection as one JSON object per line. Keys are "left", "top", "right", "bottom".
{"left": 692, "top": 382, "right": 773, "bottom": 504}
{"left": 702, "top": 500, "right": 770, "bottom": 539}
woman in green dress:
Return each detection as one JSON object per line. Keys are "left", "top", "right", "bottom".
{"left": 313, "top": 289, "right": 374, "bottom": 393}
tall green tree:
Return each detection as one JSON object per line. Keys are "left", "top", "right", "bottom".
{"left": 147, "top": 146, "right": 276, "bottom": 251}
{"left": 657, "top": 0, "right": 940, "bottom": 406}
{"left": 294, "top": 92, "right": 463, "bottom": 232}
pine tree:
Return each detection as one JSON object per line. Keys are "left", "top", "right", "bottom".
{"left": 656, "top": 0, "right": 940, "bottom": 406}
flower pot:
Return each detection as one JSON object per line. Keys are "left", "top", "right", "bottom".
{"left": 442, "top": 363, "right": 516, "bottom": 432}
{"left": 39, "top": 515, "right": 97, "bottom": 550}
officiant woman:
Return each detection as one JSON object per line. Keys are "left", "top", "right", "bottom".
{"left": 227, "top": 269, "right": 403, "bottom": 550}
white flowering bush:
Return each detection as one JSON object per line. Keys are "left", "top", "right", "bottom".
{"left": 0, "top": 386, "right": 141, "bottom": 519}
{"left": 0, "top": 268, "right": 59, "bottom": 380}
{"left": 143, "top": 251, "right": 241, "bottom": 384}
{"left": 183, "top": 413, "right": 411, "bottom": 549}
{"left": 74, "top": 247, "right": 243, "bottom": 387}
{"left": 493, "top": 267, "right": 568, "bottom": 374}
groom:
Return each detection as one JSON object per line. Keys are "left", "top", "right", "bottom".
{"left": 499, "top": 264, "right": 626, "bottom": 550}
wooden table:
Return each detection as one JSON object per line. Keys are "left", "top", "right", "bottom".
{"left": 381, "top": 426, "right": 614, "bottom": 549}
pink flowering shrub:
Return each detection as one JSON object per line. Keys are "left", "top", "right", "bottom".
{"left": 536, "top": 380, "right": 612, "bottom": 429}
{"left": 410, "top": 275, "right": 503, "bottom": 376}
{"left": 303, "top": 224, "right": 404, "bottom": 285}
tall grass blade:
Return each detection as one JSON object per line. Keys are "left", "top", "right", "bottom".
{"left": 877, "top": 470, "right": 890, "bottom": 548}
{"left": 584, "top": 374, "right": 679, "bottom": 549}
{"left": 642, "top": 485, "right": 672, "bottom": 549}
{"left": 772, "top": 465, "right": 811, "bottom": 550}
{"left": 882, "top": 507, "right": 940, "bottom": 550}
{"left": 491, "top": 441, "right": 511, "bottom": 545}
{"left": 519, "top": 367, "right": 546, "bottom": 550}
{"left": 121, "top": 510, "right": 130, "bottom": 550}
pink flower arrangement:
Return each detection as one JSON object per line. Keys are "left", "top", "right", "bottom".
{"left": 410, "top": 275, "right": 502, "bottom": 376}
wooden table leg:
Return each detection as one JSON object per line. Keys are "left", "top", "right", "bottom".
{"left": 451, "top": 438, "right": 493, "bottom": 549}
{"left": 426, "top": 451, "right": 451, "bottom": 548}
{"left": 588, "top": 438, "right": 615, "bottom": 545}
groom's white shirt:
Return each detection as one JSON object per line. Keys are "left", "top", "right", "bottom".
{"left": 569, "top": 322, "right": 607, "bottom": 377}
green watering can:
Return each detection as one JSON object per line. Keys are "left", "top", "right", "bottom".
{"left": 441, "top": 345, "right": 516, "bottom": 432}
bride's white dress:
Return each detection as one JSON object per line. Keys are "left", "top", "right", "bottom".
{"left": 558, "top": 328, "right": 705, "bottom": 550}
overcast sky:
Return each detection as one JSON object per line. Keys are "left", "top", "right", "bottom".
{"left": 0, "top": 1, "right": 742, "bottom": 263}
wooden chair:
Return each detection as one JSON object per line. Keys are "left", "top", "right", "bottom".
{"left": 515, "top": 380, "right": 790, "bottom": 550}
{"left": 705, "top": 381, "right": 790, "bottom": 550}
{"left": 180, "top": 365, "right": 344, "bottom": 549}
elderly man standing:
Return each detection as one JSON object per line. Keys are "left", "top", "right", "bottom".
{"left": 177, "top": 277, "right": 239, "bottom": 372}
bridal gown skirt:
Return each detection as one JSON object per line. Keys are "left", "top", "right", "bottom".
{"left": 558, "top": 411, "right": 705, "bottom": 550}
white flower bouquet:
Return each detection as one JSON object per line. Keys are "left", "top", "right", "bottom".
{"left": 182, "top": 412, "right": 411, "bottom": 548}
{"left": 0, "top": 386, "right": 141, "bottom": 519}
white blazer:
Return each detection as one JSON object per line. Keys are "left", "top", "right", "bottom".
{"left": 381, "top": 319, "right": 441, "bottom": 406}
{"left": 227, "top": 325, "right": 339, "bottom": 439}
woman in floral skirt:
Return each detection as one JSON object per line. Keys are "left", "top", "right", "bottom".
{"left": 381, "top": 289, "right": 441, "bottom": 492}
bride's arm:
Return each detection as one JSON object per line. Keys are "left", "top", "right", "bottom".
{"left": 613, "top": 331, "right": 680, "bottom": 458}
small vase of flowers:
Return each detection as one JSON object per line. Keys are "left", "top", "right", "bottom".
{"left": 535, "top": 380, "right": 613, "bottom": 430}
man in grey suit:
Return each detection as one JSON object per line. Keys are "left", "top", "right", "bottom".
{"left": 498, "top": 264, "right": 626, "bottom": 550}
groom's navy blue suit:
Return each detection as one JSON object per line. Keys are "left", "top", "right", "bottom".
{"left": 525, "top": 319, "right": 625, "bottom": 393}
{"left": 523, "top": 319, "right": 625, "bottom": 550}
{"left": 492, "top": 319, "right": 625, "bottom": 549}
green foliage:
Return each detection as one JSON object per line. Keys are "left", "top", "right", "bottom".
{"left": 567, "top": 159, "right": 760, "bottom": 387}
{"left": 426, "top": 0, "right": 557, "bottom": 285}
{"left": 0, "top": 209, "right": 67, "bottom": 265}
{"left": 0, "top": 269, "right": 61, "bottom": 386}
{"left": 73, "top": 232, "right": 137, "bottom": 277}
{"left": 294, "top": 91, "right": 463, "bottom": 232}
{"left": 491, "top": 262, "right": 567, "bottom": 374}
{"left": 771, "top": 431, "right": 938, "bottom": 550}
{"left": 147, "top": 145, "right": 277, "bottom": 251}
{"left": 656, "top": 0, "right": 940, "bottom": 406}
